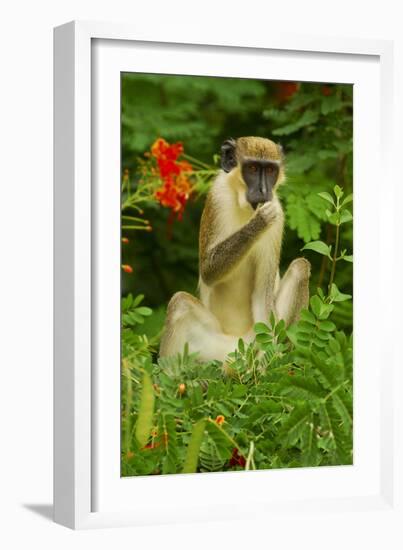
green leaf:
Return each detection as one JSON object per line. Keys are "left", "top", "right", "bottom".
{"left": 129, "top": 311, "right": 145, "bottom": 324}
{"left": 135, "top": 372, "right": 155, "bottom": 447}
{"left": 254, "top": 322, "right": 270, "bottom": 334}
{"left": 238, "top": 338, "right": 245, "bottom": 354}
{"left": 318, "top": 320, "right": 336, "bottom": 332}
{"left": 135, "top": 306, "right": 153, "bottom": 316}
{"left": 256, "top": 333, "right": 271, "bottom": 344}
{"left": 325, "top": 401, "right": 352, "bottom": 464}
{"left": 132, "top": 294, "right": 145, "bottom": 307}
{"left": 301, "top": 419, "right": 319, "bottom": 467}
{"left": 310, "top": 295, "right": 323, "bottom": 318}
{"left": 317, "top": 303, "right": 334, "bottom": 320}
{"left": 339, "top": 209, "right": 353, "bottom": 224}
{"left": 321, "top": 94, "right": 344, "bottom": 115}
{"left": 326, "top": 210, "right": 340, "bottom": 225}
{"left": 301, "top": 241, "right": 332, "bottom": 259}
{"left": 286, "top": 196, "right": 322, "bottom": 243}
{"left": 340, "top": 254, "right": 353, "bottom": 263}
{"left": 122, "top": 294, "right": 133, "bottom": 311}
{"left": 286, "top": 376, "right": 326, "bottom": 399}
{"left": 279, "top": 404, "right": 312, "bottom": 447}
{"left": 286, "top": 324, "right": 299, "bottom": 346}
{"left": 300, "top": 309, "right": 316, "bottom": 325}
{"left": 332, "top": 392, "right": 353, "bottom": 433}
{"left": 341, "top": 193, "right": 353, "bottom": 207}
{"left": 329, "top": 283, "right": 352, "bottom": 303}
{"left": 334, "top": 185, "right": 343, "bottom": 199}
{"left": 182, "top": 419, "right": 206, "bottom": 473}
{"left": 317, "top": 192, "right": 335, "bottom": 206}
{"left": 272, "top": 109, "right": 319, "bottom": 136}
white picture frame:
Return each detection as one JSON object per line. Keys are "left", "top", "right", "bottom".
{"left": 54, "top": 20, "right": 401, "bottom": 534}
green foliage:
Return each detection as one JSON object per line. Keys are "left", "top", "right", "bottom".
{"left": 271, "top": 84, "right": 352, "bottom": 295}
{"left": 121, "top": 76, "right": 353, "bottom": 319}
{"left": 122, "top": 73, "right": 267, "bottom": 168}
{"left": 120, "top": 76, "right": 353, "bottom": 476}
{"left": 121, "top": 288, "right": 353, "bottom": 475}
{"left": 122, "top": 293, "right": 152, "bottom": 327}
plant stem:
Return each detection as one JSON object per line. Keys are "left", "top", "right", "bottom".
{"left": 323, "top": 380, "right": 349, "bottom": 402}
{"left": 182, "top": 153, "right": 214, "bottom": 170}
{"left": 207, "top": 418, "right": 241, "bottom": 451}
{"left": 328, "top": 222, "right": 340, "bottom": 292}
{"left": 245, "top": 441, "right": 255, "bottom": 470}
{"left": 121, "top": 225, "right": 151, "bottom": 231}
{"left": 122, "top": 215, "right": 148, "bottom": 223}
{"left": 317, "top": 224, "right": 333, "bottom": 288}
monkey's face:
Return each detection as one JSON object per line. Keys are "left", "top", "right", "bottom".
{"left": 241, "top": 159, "right": 280, "bottom": 210}
{"left": 221, "top": 137, "right": 283, "bottom": 210}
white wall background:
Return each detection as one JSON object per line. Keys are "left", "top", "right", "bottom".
{"left": 0, "top": 1, "right": 401, "bottom": 548}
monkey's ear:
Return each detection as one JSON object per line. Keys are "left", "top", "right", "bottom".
{"left": 221, "top": 138, "right": 237, "bottom": 172}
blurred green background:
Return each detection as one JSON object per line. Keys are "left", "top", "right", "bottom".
{"left": 121, "top": 74, "right": 353, "bottom": 334}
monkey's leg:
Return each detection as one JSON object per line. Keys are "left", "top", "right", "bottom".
{"left": 159, "top": 291, "right": 240, "bottom": 362}
{"left": 274, "top": 258, "right": 311, "bottom": 325}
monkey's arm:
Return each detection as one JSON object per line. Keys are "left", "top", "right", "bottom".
{"left": 200, "top": 202, "right": 278, "bottom": 286}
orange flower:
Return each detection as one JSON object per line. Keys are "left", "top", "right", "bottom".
{"left": 215, "top": 415, "right": 225, "bottom": 426}
{"left": 177, "top": 160, "right": 193, "bottom": 172}
{"left": 154, "top": 175, "right": 191, "bottom": 221}
{"left": 122, "top": 264, "right": 133, "bottom": 274}
{"left": 149, "top": 137, "right": 193, "bottom": 221}
{"left": 121, "top": 237, "right": 129, "bottom": 244}
{"left": 178, "top": 383, "right": 186, "bottom": 395}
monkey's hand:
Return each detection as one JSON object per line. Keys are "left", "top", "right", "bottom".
{"left": 254, "top": 200, "right": 282, "bottom": 227}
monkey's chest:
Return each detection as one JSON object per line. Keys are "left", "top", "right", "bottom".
{"left": 209, "top": 262, "right": 258, "bottom": 336}
{"left": 209, "top": 234, "right": 280, "bottom": 336}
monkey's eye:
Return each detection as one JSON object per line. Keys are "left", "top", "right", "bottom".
{"left": 248, "top": 164, "right": 258, "bottom": 172}
{"left": 267, "top": 165, "right": 274, "bottom": 174}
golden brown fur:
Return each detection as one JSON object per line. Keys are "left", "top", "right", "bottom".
{"left": 236, "top": 136, "right": 283, "bottom": 161}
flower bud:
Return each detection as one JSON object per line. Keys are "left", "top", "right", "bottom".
{"left": 215, "top": 415, "right": 225, "bottom": 426}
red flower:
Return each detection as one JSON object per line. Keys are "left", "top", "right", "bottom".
{"left": 321, "top": 85, "right": 333, "bottom": 97}
{"left": 121, "top": 237, "right": 129, "bottom": 244}
{"left": 277, "top": 82, "right": 299, "bottom": 102}
{"left": 122, "top": 264, "right": 133, "bottom": 274}
{"left": 157, "top": 158, "right": 181, "bottom": 178}
{"left": 229, "top": 448, "right": 246, "bottom": 468}
{"left": 150, "top": 138, "right": 193, "bottom": 221}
